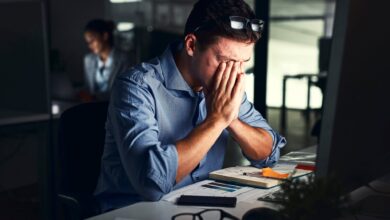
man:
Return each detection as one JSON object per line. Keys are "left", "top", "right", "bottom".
{"left": 95, "top": 0, "right": 286, "bottom": 212}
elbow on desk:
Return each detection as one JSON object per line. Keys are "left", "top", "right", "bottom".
{"left": 136, "top": 175, "right": 172, "bottom": 202}
{"left": 248, "top": 147, "right": 280, "bottom": 168}
{"left": 250, "top": 144, "right": 273, "bottom": 162}
{"left": 125, "top": 145, "right": 177, "bottom": 202}
{"left": 138, "top": 186, "right": 165, "bottom": 202}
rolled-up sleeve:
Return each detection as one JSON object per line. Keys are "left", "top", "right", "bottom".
{"left": 237, "top": 93, "right": 287, "bottom": 168}
{"left": 109, "top": 74, "right": 178, "bottom": 201}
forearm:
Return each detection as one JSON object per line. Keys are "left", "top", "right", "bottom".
{"left": 175, "top": 117, "right": 226, "bottom": 183}
{"left": 228, "top": 119, "right": 273, "bottom": 161}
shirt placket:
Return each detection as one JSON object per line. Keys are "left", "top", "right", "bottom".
{"left": 191, "top": 92, "right": 207, "bottom": 182}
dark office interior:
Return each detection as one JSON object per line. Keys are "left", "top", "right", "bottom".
{"left": 1, "top": 0, "right": 390, "bottom": 219}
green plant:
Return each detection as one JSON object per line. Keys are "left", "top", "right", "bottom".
{"left": 278, "top": 174, "right": 351, "bottom": 220}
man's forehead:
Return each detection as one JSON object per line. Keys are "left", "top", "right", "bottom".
{"left": 212, "top": 39, "right": 253, "bottom": 62}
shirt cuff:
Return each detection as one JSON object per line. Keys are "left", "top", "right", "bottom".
{"left": 141, "top": 143, "right": 178, "bottom": 200}
{"left": 244, "top": 130, "right": 287, "bottom": 168}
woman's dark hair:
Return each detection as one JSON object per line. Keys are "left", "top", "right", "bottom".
{"left": 184, "top": 0, "right": 261, "bottom": 49}
{"left": 84, "top": 19, "right": 115, "bottom": 47}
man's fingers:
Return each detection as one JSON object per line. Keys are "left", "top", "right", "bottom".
{"left": 219, "top": 61, "right": 233, "bottom": 92}
{"left": 232, "top": 73, "right": 245, "bottom": 100}
{"left": 232, "top": 73, "right": 243, "bottom": 99}
{"left": 226, "top": 62, "right": 239, "bottom": 95}
{"left": 239, "top": 62, "right": 245, "bottom": 74}
{"left": 213, "top": 62, "right": 226, "bottom": 91}
{"left": 240, "top": 74, "right": 246, "bottom": 97}
{"left": 240, "top": 72, "right": 246, "bottom": 91}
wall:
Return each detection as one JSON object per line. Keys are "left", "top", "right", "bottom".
{"left": 0, "top": 0, "right": 49, "bottom": 113}
{"left": 49, "top": 0, "right": 105, "bottom": 83}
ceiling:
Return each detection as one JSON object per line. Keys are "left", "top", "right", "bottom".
{"left": 244, "top": 0, "right": 334, "bottom": 18}
{"left": 271, "top": 0, "right": 334, "bottom": 17}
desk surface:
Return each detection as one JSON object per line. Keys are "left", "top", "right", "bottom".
{"left": 0, "top": 100, "right": 79, "bottom": 126}
{"left": 87, "top": 174, "right": 390, "bottom": 220}
{"left": 87, "top": 147, "right": 318, "bottom": 220}
{"left": 0, "top": 109, "right": 50, "bottom": 126}
{"left": 86, "top": 144, "right": 390, "bottom": 220}
{"left": 87, "top": 197, "right": 278, "bottom": 220}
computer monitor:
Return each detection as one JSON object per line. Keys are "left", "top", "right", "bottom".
{"left": 316, "top": 0, "right": 390, "bottom": 193}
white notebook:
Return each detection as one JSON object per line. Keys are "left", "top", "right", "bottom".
{"left": 209, "top": 163, "right": 313, "bottom": 188}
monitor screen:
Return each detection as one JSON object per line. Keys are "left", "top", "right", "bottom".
{"left": 316, "top": 0, "right": 390, "bottom": 192}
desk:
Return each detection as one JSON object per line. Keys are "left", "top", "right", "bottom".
{"left": 86, "top": 193, "right": 279, "bottom": 220}
{"left": 86, "top": 147, "right": 317, "bottom": 220}
{"left": 87, "top": 143, "right": 390, "bottom": 220}
{"left": 0, "top": 100, "right": 79, "bottom": 127}
{"left": 87, "top": 174, "right": 390, "bottom": 220}
{"left": 0, "top": 110, "right": 50, "bottom": 127}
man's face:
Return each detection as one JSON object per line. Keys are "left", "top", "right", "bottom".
{"left": 189, "top": 37, "right": 254, "bottom": 89}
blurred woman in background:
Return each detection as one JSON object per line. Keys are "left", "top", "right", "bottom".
{"left": 83, "top": 19, "right": 131, "bottom": 100}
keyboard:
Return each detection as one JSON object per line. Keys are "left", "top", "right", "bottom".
{"left": 257, "top": 190, "right": 284, "bottom": 203}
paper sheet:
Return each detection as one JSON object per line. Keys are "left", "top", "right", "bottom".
{"left": 279, "top": 151, "right": 317, "bottom": 166}
{"left": 162, "top": 179, "right": 280, "bottom": 204}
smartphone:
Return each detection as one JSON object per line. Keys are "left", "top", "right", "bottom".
{"left": 176, "top": 195, "right": 237, "bottom": 207}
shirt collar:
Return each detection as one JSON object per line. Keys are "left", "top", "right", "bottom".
{"left": 97, "top": 48, "right": 115, "bottom": 68}
{"left": 159, "top": 41, "right": 195, "bottom": 96}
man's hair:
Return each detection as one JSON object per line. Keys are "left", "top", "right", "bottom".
{"left": 184, "top": 0, "right": 261, "bottom": 49}
{"left": 85, "top": 19, "right": 116, "bottom": 47}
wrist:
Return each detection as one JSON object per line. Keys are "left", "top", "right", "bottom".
{"left": 227, "top": 118, "right": 241, "bottom": 131}
{"left": 205, "top": 115, "right": 229, "bottom": 130}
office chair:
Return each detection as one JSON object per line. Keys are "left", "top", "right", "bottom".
{"left": 58, "top": 101, "right": 108, "bottom": 220}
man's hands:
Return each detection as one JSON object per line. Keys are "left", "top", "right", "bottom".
{"left": 175, "top": 61, "right": 273, "bottom": 183}
{"left": 175, "top": 61, "right": 246, "bottom": 183}
{"left": 204, "top": 61, "right": 245, "bottom": 128}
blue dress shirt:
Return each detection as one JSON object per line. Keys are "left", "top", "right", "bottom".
{"left": 94, "top": 41, "right": 286, "bottom": 212}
